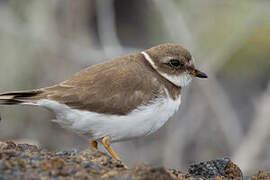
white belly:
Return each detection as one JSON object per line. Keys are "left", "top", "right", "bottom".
{"left": 35, "top": 95, "right": 181, "bottom": 143}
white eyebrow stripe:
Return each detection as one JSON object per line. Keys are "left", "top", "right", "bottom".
{"left": 141, "top": 51, "right": 158, "bottom": 69}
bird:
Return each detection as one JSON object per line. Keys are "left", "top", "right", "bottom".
{"left": 0, "top": 43, "right": 207, "bottom": 165}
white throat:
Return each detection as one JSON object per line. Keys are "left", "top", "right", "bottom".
{"left": 141, "top": 51, "right": 192, "bottom": 87}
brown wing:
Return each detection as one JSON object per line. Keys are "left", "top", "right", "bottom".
{"left": 42, "top": 53, "right": 161, "bottom": 115}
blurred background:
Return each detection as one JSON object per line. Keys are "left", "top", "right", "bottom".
{"left": 0, "top": 0, "right": 269, "bottom": 175}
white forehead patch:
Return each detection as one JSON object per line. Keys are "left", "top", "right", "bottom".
{"left": 192, "top": 56, "right": 195, "bottom": 62}
{"left": 141, "top": 51, "right": 192, "bottom": 87}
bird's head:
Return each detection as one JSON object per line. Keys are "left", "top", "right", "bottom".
{"left": 142, "top": 43, "right": 207, "bottom": 87}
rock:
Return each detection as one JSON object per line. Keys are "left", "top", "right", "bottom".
{"left": 188, "top": 157, "right": 243, "bottom": 179}
{"left": 0, "top": 140, "right": 268, "bottom": 180}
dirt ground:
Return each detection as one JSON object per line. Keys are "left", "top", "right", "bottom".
{"left": 0, "top": 140, "right": 268, "bottom": 180}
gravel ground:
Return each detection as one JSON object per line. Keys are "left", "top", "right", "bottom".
{"left": 0, "top": 140, "right": 268, "bottom": 180}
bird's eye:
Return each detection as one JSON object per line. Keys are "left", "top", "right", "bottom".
{"left": 169, "top": 59, "right": 183, "bottom": 68}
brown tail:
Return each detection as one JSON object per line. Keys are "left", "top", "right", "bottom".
{"left": 0, "top": 90, "right": 43, "bottom": 105}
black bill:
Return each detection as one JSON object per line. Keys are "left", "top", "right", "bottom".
{"left": 194, "top": 69, "right": 207, "bottom": 78}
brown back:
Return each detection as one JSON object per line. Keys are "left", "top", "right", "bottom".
{"left": 37, "top": 53, "right": 181, "bottom": 115}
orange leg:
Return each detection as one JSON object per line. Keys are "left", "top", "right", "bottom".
{"left": 90, "top": 140, "right": 98, "bottom": 149}
{"left": 101, "top": 137, "right": 128, "bottom": 169}
{"left": 101, "top": 137, "right": 120, "bottom": 160}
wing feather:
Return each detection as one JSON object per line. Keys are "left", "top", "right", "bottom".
{"left": 43, "top": 54, "right": 161, "bottom": 115}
